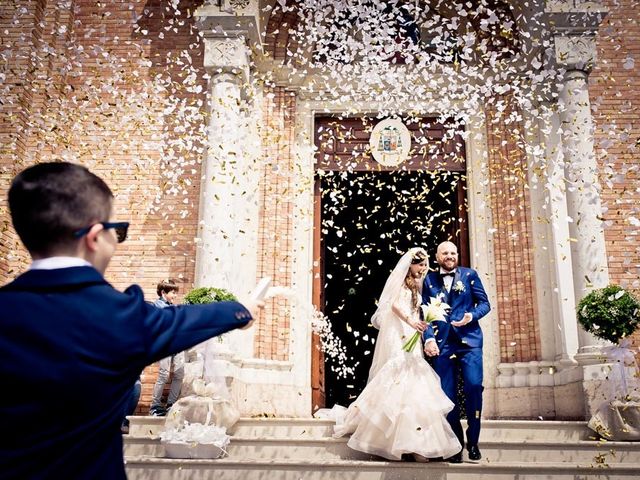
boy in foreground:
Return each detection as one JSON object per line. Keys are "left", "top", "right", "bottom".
{"left": 0, "top": 162, "right": 261, "bottom": 479}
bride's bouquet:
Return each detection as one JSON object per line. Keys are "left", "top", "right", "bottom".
{"left": 402, "top": 296, "right": 450, "bottom": 353}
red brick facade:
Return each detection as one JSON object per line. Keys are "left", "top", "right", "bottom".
{"left": 591, "top": 0, "right": 640, "bottom": 346}
{"left": 255, "top": 87, "right": 296, "bottom": 361}
{"left": 485, "top": 97, "right": 541, "bottom": 363}
{"left": 592, "top": 0, "right": 640, "bottom": 292}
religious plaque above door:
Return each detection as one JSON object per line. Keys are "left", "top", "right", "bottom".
{"left": 369, "top": 118, "right": 412, "bottom": 167}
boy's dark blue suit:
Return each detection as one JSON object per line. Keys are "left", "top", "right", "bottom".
{"left": 422, "top": 266, "right": 490, "bottom": 451}
{"left": 0, "top": 266, "right": 252, "bottom": 480}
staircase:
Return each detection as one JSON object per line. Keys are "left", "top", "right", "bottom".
{"left": 124, "top": 416, "right": 640, "bottom": 479}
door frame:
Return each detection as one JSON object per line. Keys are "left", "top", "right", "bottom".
{"left": 310, "top": 115, "right": 470, "bottom": 411}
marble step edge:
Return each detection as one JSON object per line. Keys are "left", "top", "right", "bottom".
{"left": 129, "top": 416, "right": 589, "bottom": 427}
{"left": 124, "top": 456, "right": 640, "bottom": 473}
{"left": 124, "top": 435, "right": 637, "bottom": 450}
{"left": 128, "top": 416, "right": 593, "bottom": 437}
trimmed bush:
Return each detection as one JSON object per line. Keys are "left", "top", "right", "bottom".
{"left": 577, "top": 285, "right": 640, "bottom": 344}
{"left": 184, "top": 287, "right": 237, "bottom": 305}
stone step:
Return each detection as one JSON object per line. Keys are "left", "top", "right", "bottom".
{"left": 127, "top": 416, "right": 594, "bottom": 442}
{"left": 124, "top": 435, "right": 640, "bottom": 464}
{"left": 128, "top": 416, "right": 335, "bottom": 438}
{"left": 124, "top": 457, "right": 640, "bottom": 480}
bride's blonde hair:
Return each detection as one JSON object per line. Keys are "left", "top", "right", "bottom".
{"left": 404, "top": 247, "right": 428, "bottom": 309}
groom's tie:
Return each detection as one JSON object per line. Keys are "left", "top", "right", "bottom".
{"left": 440, "top": 271, "right": 454, "bottom": 292}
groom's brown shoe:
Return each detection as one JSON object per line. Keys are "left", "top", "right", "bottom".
{"left": 445, "top": 451, "right": 463, "bottom": 463}
{"left": 468, "top": 445, "right": 482, "bottom": 461}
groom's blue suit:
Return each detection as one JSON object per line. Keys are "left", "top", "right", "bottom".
{"left": 422, "top": 266, "right": 490, "bottom": 450}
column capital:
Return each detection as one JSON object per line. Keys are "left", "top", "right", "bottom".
{"left": 553, "top": 34, "right": 597, "bottom": 73}
{"left": 202, "top": 35, "right": 251, "bottom": 82}
{"left": 545, "top": 0, "right": 608, "bottom": 73}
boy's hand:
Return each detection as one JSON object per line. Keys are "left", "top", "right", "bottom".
{"left": 240, "top": 300, "right": 265, "bottom": 330}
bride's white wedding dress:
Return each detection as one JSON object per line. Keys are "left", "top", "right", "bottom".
{"left": 333, "top": 285, "right": 461, "bottom": 460}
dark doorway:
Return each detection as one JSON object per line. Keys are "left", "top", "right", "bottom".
{"left": 319, "top": 169, "right": 467, "bottom": 407}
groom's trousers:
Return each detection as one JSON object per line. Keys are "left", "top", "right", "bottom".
{"left": 433, "top": 344, "right": 484, "bottom": 448}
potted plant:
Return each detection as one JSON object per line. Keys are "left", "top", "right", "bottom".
{"left": 162, "top": 285, "right": 241, "bottom": 457}
{"left": 577, "top": 285, "right": 640, "bottom": 440}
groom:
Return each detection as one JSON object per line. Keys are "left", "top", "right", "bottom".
{"left": 422, "top": 241, "right": 491, "bottom": 463}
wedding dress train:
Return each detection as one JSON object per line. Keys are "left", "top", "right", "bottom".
{"left": 333, "top": 286, "right": 461, "bottom": 460}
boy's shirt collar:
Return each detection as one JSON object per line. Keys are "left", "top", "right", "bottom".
{"left": 155, "top": 297, "right": 172, "bottom": 307}
{"left": 30, "top": 257, "right": 92, "bottom": 270}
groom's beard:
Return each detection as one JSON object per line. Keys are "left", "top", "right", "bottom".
{"left": 439, "top": 260, "right": 458, "bottom": 271}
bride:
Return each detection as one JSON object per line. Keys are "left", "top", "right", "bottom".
{"left": 333, "top": 247, "right": 461, "bottom": 461}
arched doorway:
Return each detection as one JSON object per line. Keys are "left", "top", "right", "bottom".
{"left": 311, "top": 115, "right": 470, "bottom": 409}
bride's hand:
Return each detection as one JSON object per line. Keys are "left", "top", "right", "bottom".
{"left": 407, "top": 318, "right": 426, "bottom": 332}
{"left": 424, "top": 341, "right": 439, "bottom": 357}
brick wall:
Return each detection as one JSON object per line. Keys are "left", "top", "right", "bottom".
{"left": 0, "top": 0, "right": 39, "bottom": 279}
{"left": 590, "top": 0, "right": 640, "bottom": 346}
{"left": 255, "top": 86, "right": 296, "bottom": 361}
{"left": 485, "top": 96, "right": 541, "bottom": 363}
{"left": 0, "top": 0, "right": 209, "bottom": 413}
{"left": 591, "top": 0, "right": 640, "bottom": 289}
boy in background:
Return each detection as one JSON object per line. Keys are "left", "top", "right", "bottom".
{"left": 149, "top": 279, "right": 184, "bottom": 416}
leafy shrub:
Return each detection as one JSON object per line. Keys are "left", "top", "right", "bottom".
{"left": 577, "top": 285, "right": 640, "bottom": 344}
{"left": 183, "top": 287, "right": 237, "bottom": 305}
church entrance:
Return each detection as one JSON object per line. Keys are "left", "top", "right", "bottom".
{"left": 311, "top": 116, "right": 469, "bottom": 410}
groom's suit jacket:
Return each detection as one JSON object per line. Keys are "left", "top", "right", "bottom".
{"left": 0, "top": 266, "right": 252, "bottom": 480}
{"left": 422, "top": 267, "right": 490, "bottom": 352}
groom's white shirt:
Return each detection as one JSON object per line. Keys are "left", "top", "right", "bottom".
{"left": 439, "top": 268, "right": 456, "bottom": 292}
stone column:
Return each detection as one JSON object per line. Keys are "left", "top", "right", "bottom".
{"left": 540, "top": 104, "right": 581, "bottom": 365}
{"left": 195, "top": 35, "right": 261, "bottom": 359}
{"left": 554, "top": 34, "right": 610, "bottom": 357}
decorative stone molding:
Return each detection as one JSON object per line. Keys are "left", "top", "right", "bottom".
{"left": 545, "top": 0, "right": 608, "bottom": 31}
{"left": 497, "top": 361, "right": 556, "bottom": 388}
{"left": 228, "top": 0, "right": 251, "bottom": 9}
{"left": 194, "top": 2, "right": 261, "bottom": 48}
{"left": 203, "top": 36, "right": 250, "bottom": 83}
{"left": 546, "top": 0, "right": 607, "bottom": 13}
{"left": 545, "top": 0, "right": 607, "bottom": 72}
{"left": 200, "top": 0, "right": 252, "bottom": 13}
{"left": 554, "top": 35, "right": 597, "bottom": 72}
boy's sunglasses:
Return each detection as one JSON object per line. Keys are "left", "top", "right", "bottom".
{"left": 73, "top": 222, "right": 130, "bottom": 243}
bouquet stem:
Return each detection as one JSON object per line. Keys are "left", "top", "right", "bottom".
{"left": 402, "top": 331, "right": 421, "bottom": 353}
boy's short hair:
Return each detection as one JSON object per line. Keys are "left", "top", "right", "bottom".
{"left": 8, "top": 162, "right": 113, "bottom": 256}
{"left": 157, "top": 279, "right": 179, "bottom": 297}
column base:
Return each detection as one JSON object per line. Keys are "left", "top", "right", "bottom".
{"left": 492, "top": 358, "right": 628, "bottom": 420}
{"left": 182, "top": 344, "right": 311, "bottom": 417}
